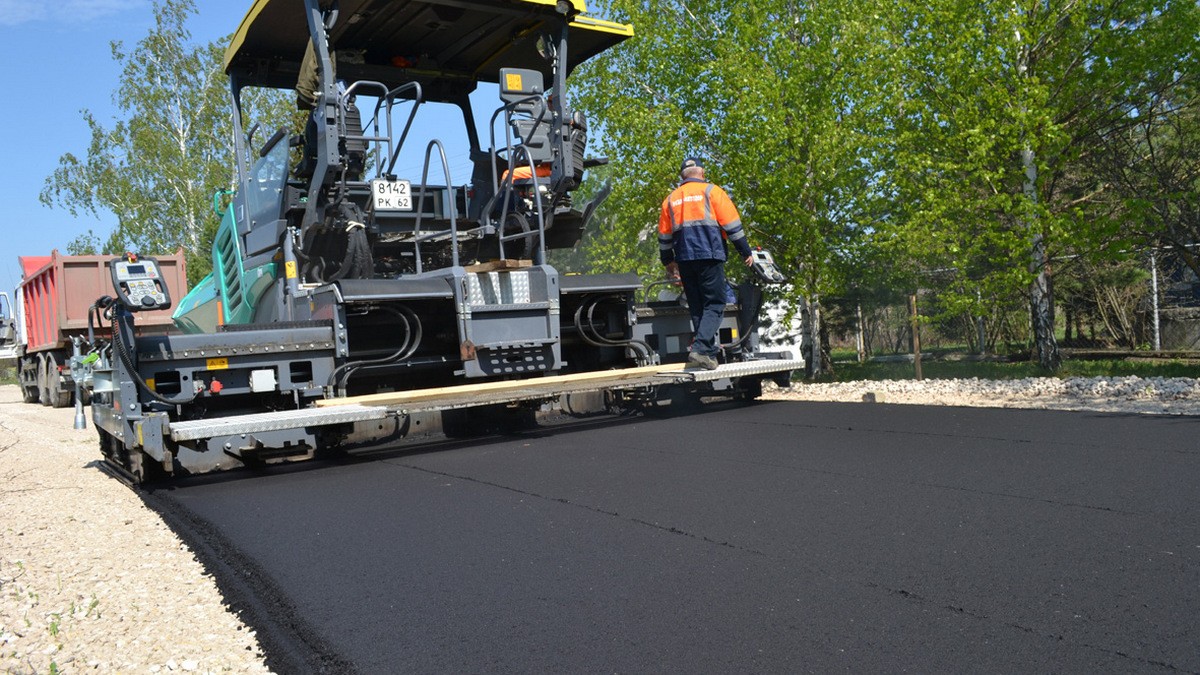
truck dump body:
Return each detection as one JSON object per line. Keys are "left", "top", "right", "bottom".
{"left": 15, "top": 251, "right": 188, "bottom": 408}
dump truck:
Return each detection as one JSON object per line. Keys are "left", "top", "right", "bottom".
{"left": 10, "top": 251, "right": 187, "bottom": 407}
{"left": 80, "top": 0, "right": 802, "bottom": 483}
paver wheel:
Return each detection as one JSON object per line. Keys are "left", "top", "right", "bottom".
{"left": 733, "top": 378, "right": 762, "bottom": 402}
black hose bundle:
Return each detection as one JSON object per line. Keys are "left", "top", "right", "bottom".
{"left": 301, "top": 201, "right": 375, "bottom": 283}
{"left": 573, "top": 293, "right": 654, "bottom": 364}
{"left": 328, "top": 304, "right": 423, "bottom": 395}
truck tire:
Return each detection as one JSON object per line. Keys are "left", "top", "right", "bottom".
{"left": 19, "top": 357, "right": 38, "bottom": 403}
{"left": 46, "top": 353, "right": 72, "bottom": 408}
{"left": 37, "top": 354, "right": 50, "bottom": 406}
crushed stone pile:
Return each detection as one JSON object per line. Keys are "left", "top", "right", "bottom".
{"left": 765, "top": 375, "right": 1200, "bottom": 415}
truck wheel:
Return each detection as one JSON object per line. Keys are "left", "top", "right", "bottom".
{"left": 37, "top": 355, "right": 51, "bottom": 406}
{"left": 20, "top": 357, "right": 37, "bottom": 403}
{"left": 47, "top": 353, "right": 72, "bottom": 408}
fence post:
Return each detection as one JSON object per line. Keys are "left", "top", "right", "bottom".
{"left": 1150, "top": 250, "right": 1161, "bottom": 351}
{"left": 975, "top": 288, "right": 986, "bottom": 356}
{"left": 910, "top": 293, "right": 922, "bottom": 381}
{"left": 856, "top": 303, "right": 866, "bottom": 363}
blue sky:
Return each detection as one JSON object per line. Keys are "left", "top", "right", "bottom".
{"left": 0, "top": 0, "right": 243, "bottom": 291}
{"left": 0, "top": 0, "right": 488, "bottom": 293}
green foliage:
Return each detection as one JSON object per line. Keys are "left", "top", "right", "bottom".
{"left": 572, "top": 0, "right": 895, "bottom": 306}
{"left": 875, "top": 0, "right": 1199, "bottom": 323}
{"left": 41, "top": 0, "right": 293, "bottom": 286}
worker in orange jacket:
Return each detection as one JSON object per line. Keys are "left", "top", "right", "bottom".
{"left": 659, "top": 157, "right": 754, "bottom": 370}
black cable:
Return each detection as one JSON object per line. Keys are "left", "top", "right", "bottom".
{"left": 112, "top": 313, "right": 197, "bottom": 405}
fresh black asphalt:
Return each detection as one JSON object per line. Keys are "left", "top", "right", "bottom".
{"left": 143, "top": 401, "right": 1200, "bottom": 673}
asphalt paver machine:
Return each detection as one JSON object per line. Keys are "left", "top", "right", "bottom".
{"left": 85, "top": 0, "right": 803, "bottom": 482}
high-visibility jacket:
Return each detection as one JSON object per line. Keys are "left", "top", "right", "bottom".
{"left": 658, "top": 178, "right": 751, "bottom": 264}
{"left": 502, "top": 164, "right": 552, "bottom": 182}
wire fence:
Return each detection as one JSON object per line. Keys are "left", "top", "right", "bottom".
{"left": 809, "top": 248, "right": 1200, "bottom": 365}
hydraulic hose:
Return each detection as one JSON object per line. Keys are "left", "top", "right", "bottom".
{"left": 573, "top": 293, "right": 654, "bottom": 364}
{"left": 328, "top": 304, "right": 423, "bottom": 394}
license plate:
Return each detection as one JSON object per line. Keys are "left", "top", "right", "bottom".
{"left": 371, "top": 178, "right": 413, "bottom": 211}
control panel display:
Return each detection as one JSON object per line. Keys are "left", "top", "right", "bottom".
{"left": 110, "top": 256, "right": 172, "bottom": 311}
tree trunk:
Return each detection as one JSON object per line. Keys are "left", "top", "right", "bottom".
{"left": 1024, "top": 147, "right": 1061, "bottom": 371}
{"left": 799, "top": 293, "right": 824, "bottom": 378}
{"left": 855, "top": 304, "right": 866, "bottom": 362}
{"left": 1017, "top": 22, "right": 1061, "bottom": 372}
{"left": 809, "top": 292, "right": 823, "bottom": 376}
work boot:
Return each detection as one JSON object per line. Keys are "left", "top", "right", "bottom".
{"left": 687, "top": 351, "right": 719, "bottom": 370}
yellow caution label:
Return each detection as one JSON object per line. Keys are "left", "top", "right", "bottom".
{"left": 731, "top": 328, "right": 739, "bottom": 339}
{"left": 146, "top": 378, "right": 156, "bottom": 391}
{"left": 285, "top": 260, "right": 298, "bottom": 279}
{"left": 137, "top": 422, "right": 144, "bottom": 447}
{"left": 505, "top": 73, "right": 523, "bottom": 91}
{"left": 207, "top": 357, "right": 230, "bottom": 370}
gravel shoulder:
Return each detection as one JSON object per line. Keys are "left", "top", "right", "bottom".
{"left": 762, "top": 374, "right": 1200, "bottom": 415}
{"left": 0, "top": 385, "right": 271, "bottom": 674}
{"left": 2, "top": 375, "right": 1198, "bottom": 673}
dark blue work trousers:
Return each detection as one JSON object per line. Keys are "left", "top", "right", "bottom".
{"left": 678, "top": 258, "right": 727, "bottom": 358}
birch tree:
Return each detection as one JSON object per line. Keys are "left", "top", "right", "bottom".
{"left": 877, "top": 0, "right": 1199, "bottom": 369}
{"left": 40, "top": 0, "right": 292, "bottom": 285}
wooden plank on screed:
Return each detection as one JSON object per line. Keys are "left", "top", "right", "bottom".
{"left": 463, "top": 259, "right": 533, "bottom": 273}
{"left": 315, "top": 363, "right": 689, "bottom": 408}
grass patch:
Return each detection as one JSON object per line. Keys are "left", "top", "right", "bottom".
{"left": 822, "top": 358, "right": 1200, "bottom": 382}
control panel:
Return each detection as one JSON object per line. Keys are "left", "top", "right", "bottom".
{"left": 750, "top": 248, "right": 787, "bottom": 284}
{"left": 110, "top": 255, "right": 172, "bottom": 311}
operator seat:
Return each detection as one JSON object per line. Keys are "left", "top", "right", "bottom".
{"left": 500, "top": 68, "right": 553, "bottom": 170}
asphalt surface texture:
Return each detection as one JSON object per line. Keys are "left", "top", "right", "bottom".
{"left": 143, "top": 401, "right": 1199, "bottom": 674}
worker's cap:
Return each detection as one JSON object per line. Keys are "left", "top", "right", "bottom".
{"left": 679, "top": 156, "right": 705, "bottom": 174}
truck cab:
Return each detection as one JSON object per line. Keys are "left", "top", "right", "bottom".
{"left": 0, "top": 291, "right": 17, "bottom": 362}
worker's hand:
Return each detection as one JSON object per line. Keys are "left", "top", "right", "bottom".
{"left": 665, "top": 262, "right": 681, "bottom": 286}
{"left": 744, "top": 254, "right": 754, "bottom": 267}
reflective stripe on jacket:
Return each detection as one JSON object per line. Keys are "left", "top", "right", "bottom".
{"left": 658, "top": 179, "right": 750, "bottom": 264}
